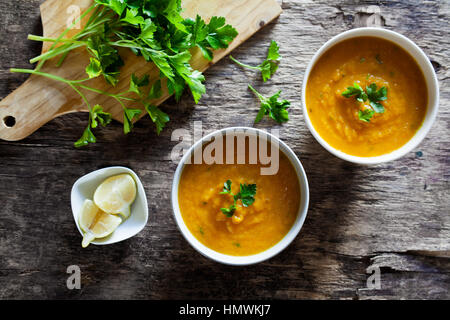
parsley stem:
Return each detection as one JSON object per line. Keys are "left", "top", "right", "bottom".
{"left": 34, "top": 4, "right": 96, "bottom": 72}
{"left": 11, "top": 68, "right": 89, "bottom": 84}
{"left": 27, "top": 35, "right": 90, "bottom": 48}
{"left": 109, "top": 41, "right": 162, "bottom": 55}
{"left": 30, "top": 43, "right": 86, "bottom": 64}
{"left": 77, "top": 85, "right": 135, "bottom": 102}
{"left": 10, "top": 68, "right": 136, "bottom": 107}
{"left": 77, "top": 18, "right": 122, "bottom": 38}
{"left": 53, "top": 4, "right": 96, "bottom": 44}
{"left": 83, "top": 4, "right": 103, "bottom": 28}
{"left": 10, "top": 68, "right": 78, "bottom": 83}
{"left": 248, "top": 84, "right": 266, "bottom": 102}
{"left": 69, "top": 83, "right": 91, "bottom": 111}
{"left": 56, "top": 51, "right": 71, "bottom": 68}
{"left": 28, "top": 35, "right": 81, "bottom": 43}
{"left": 28, "top": 5, "right": 114, "bottom": 67}
{"left": 52, "top": 17, "right": 121, "bottom": 67}
{"left": 229, "top": 55, "right": 261, "bottom": 70}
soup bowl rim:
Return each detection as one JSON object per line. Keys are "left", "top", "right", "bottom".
{"left": 171, "top": 126, "right": 309, "bottom": 266}
{"left": 301, "top": 27, "right": 440, "bottom": 164}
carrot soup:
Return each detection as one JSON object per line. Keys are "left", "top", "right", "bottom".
{"left": 178, "top": 137, "right": 300, "bottom": 256}
{"left": 306, "top": 36, "right": 428, "bottom": 157}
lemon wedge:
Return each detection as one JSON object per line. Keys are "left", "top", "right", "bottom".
{"left": 93, "top": 174, "right": 137, "bottom": 218}
{"left": 79, "top": 199, "right": 122, "bottom": 248}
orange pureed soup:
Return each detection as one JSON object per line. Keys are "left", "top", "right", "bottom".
{"left": 306, "top": 36, "right": 428, "bottom": 157}
{"left": 178, "top": 137, "right": 300, "bottom": 256}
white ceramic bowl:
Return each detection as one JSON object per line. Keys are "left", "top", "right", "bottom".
{"left": 301, "top": 27, "right": 439, "bottom": 164}
{"left": 171, "top": 127, "right": 309, "bottom": 265}
{"left": 71, "top": 166, "right": 148, "bottom": 246}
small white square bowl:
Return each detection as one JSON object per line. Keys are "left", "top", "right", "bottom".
{"left": 71, "top": 166, "right": 148, "bottom": 246}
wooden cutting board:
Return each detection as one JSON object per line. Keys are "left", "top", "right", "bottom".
{"left": 0, "top": 0, "right": 282, "bottom": 141}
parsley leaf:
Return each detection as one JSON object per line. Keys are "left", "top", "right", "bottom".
{"left": 366, "top": 83, "right": 387, "bottom": 114}
{"left": 86, "top": 35, "right": 124, "bottom": 86}
{"left": 122, "top": 8, "right": 145, "bottom": 26}
{"left": 342, "top": 82, "right": 368, "bottom": 102}
{"left": 74, "top": 104, "right": 112, "bottom": 148}
{"left": 236, "top": 183, "right": 257, "bottom": 207}
{"left": 129, "top": 73, "right": 150, "bottom": 96}
{"left": 147, "top": 79, "right": 162, "bottom": 100}
{"left": 163, "top": 0, "right": 188, "bottom": 33}
{"left": 219, "top": 180, "right": 257, "bottom": 218}
{"left": 230, "top": 40, "right": 281, "bottom": 82}
{"left": 220, "top": 205, "right": 236, "bottom": 218}
{"left": 342, "top": 82, "right": 387, "bottom": 122}
{"left": 95, "top": 0, "right": 127, "bottom": 16}
{"left": 74, "top": 125, "right": 96, "bottom": 148}
{"left": 91, "top": 104, "right": 112, "bottom": 128}
{"left": 139, "top": 19, "right": 158, "bottom": 40}
{"left": 85, "top": 58, "right": 102, "bottom": 79}
{"left": 249, "top": 85, "right": 290, "bottom": 124}
{"left": 205, "top": 16, "right": 239, "bottom": 49}
{"left": 358, "top": 109, "right": 375, "bottom": 123}
{"left": 145, "top": 104, "right": 170, "bottom": 135}
{"left": 185, "top": 70, "right": 206, "bottom": 103}
{"left": 220, "top": 180, "right": 232, "bottom": 194}
{"left": 123, "top": 108, "right": 142, "bottom": 134}
{"left": 185, "top": 15, "right": 238, "bottom": 61}
{"left": 169, "top": 51, "right": 206, "bottom": 103}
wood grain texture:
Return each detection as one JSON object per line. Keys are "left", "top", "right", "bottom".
{"left": 0, "top": 0, "right": 282, "bottom": 141}
{"left": 0, "top": 0, "right": 449, "bottom": 300}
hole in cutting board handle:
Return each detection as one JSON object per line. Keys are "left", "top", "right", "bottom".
{"left": 3, "top": 116, "right": 16, "bottom": 128}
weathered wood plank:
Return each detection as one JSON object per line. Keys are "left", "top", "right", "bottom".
{"left": 0, "top": 0, "right": 449, "bottom": 299}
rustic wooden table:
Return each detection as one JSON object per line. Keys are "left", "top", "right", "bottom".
{"left": 0, "top": 0, "right": 448, "bottom": 300}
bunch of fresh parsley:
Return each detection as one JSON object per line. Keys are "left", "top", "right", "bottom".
{"left": 219, "top": 180, "right": 257, "bottom": 217}
{"left": 342, "top": 82, "right": 387, "bottom": 122}
{"left": 11, "top": 0, "right": 238, "bottom": 147}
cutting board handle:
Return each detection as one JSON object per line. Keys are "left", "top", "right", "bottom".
{"left": 0, "top": 74, "right": 79, "bottom": 141}
{"left": 0, "top": 0, "right": 91, "bottom": 142}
